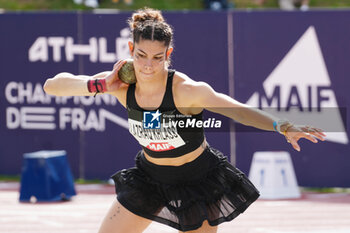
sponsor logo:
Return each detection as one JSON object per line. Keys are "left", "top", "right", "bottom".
{"left": 148, "top": 142, "right": 175, "bottom": 151}
{"left": 246, "top": 26, "right": 348, "bottom": 144}
{"left": 28, "top": 28, "right": 131, "bottom": 63}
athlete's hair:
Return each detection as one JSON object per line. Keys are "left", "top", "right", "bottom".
{"left": 128, "top": 8, "right": 174, "bottom": 48}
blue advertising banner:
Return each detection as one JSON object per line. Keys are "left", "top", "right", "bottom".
{"left": 0, "top": 13, "right": 82, "bottom": 177}
{"left": 0, "top": 11, "right": 230, "bottom": 179}
{"left": 232, "top": 11, "right": 350, "bottom": 187}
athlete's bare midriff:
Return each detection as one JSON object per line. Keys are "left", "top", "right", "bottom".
{"left": 143, "top": 140, "right": 207, "bottom": 166}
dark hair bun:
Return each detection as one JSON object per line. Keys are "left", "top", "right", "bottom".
{"left": 129, "top": 7, "right": 164, "bottom": 30}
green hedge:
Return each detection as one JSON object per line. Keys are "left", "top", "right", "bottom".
{"left": 0, "top": 0, "right": 350, "bottom": 11}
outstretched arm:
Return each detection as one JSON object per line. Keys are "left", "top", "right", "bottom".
{"left": 189, "top": 82, "right": 326, "bottom": 151}
{"left": 43, "top": 60, "right": 129, "bottom": 105}
{"left": 44, "top": 71, "right": 111, "bottom": 96}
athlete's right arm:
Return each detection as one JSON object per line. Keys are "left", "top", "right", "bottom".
{"left": 43, "top": 60, "right": 128, "bottom": 105}
{"left": 43, "top": 71, "right": 110, "bottom": 97}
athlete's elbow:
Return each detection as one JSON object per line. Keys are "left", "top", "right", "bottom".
{"left": 43, "top": 73, "right": 72, "bottom": 96}
{"left": 43, "top": 78, "right": 54, "bottom": 94}
{"left": 43, "top": 78, "right": 64, "bottom": 96}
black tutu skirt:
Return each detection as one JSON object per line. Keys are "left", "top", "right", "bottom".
{"left": 111, "top": 146, "right": 260, "bottom": 232}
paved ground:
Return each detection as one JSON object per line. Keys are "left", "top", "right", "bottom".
{"left": 1, "top": 182, "right": 350, "bottom": 233}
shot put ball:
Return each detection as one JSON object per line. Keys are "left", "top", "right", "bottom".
{"left": 118, "top": 60, "right": 137, "bottom": 84}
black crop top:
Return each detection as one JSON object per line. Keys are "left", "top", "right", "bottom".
{"left": 126, "top": 70, "right": 205, "bottom": 158}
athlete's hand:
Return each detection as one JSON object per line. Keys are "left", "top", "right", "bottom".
{"left": 284, "top": 125, "right": 326, "bottom": 151}
{"left": 105, "top": 60, "right": 128, "bottom": 92}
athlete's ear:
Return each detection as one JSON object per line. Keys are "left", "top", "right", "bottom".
{"left": 128, "top": 41, "right": 134, "bottom": 55}
{"left": 166, "top": 47, "right": 173, "bottom": 59}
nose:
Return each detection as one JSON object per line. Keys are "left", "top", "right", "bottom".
{"left": 144, "top": 59, "right": 152, "bottom": 70}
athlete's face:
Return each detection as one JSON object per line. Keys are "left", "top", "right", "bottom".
{"left": 129, "top": 39, "right": 172, "bottom": 81}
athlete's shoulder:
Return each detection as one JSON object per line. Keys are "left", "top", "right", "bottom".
{"left": 173, "top": 71, "right": 209, "bottom": 92}
{"left": 172, "top": 71, "right": 213, "bottom": 108}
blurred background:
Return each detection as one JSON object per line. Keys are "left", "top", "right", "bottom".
{"left": 0, "top": 0, "right": 349, "bottom": 192}
{"left": 1, "top": 1, "right": 350, "bottom": 233}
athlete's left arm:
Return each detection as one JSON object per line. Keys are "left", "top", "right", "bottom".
{"left": 190, "top": 82, "right": 326, "bottom": 151}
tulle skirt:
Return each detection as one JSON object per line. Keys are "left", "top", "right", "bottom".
{"left": 111, "top": 146, "right": 260, "bottom": 232}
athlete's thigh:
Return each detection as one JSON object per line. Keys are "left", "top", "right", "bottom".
{"left": 98, "top": 199, "right": 152, "bottom": 233}
{"left": 179, "top": 220, "right": 218, "bottom": 233}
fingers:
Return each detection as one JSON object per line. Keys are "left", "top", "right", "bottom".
{"left": 309, "top": 131, "right": 326, "bottom": 141}
{"left": 289, "top": 138, "right": 301, "bottom": 152}
{"left": 303, "top": 126, "right": 326, "bottom": 141}
{"left": 284, "top": 130, "right": 301, "bottom": 151}
{"left": 108, "top": 60, "right": 127, "bottom": 80}
{"left": 114, "top": 60, "right": 128, "bottom": 80}
{"left": 313, "top": 127, "right": 326, "bottom": 137}
{"left": 288, "top": 132, "right": 315, "bottom": 152}
{"left": 302, "top": 133, "right": 318, "bottom": 143}
{"left": 311, "top": 128, "right": 326, "bottom": 140}
{"left": 113, "top": 59, "right": 127, "bottom": 71}
{"left": 289, "top": 131, "right": 320, "bottom": 152}
{"left": 105, "top": 60, "right": 129, "bottom": 92}
{"left": 286, "top": 125, "right": 326, "bottom": 152}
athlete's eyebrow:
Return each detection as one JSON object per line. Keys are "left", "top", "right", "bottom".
{"left": 137, "top": 49, "right": 164, "bottom": 56}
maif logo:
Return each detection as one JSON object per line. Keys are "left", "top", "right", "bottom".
{"left": 246, "top": 26, "right": 348, "bottom": 144}
{"left": 143, "top": 110, "right": 161, "bottom": 129}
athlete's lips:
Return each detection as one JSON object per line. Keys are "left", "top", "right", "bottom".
{"left": 140, "top": 71, "right": 154, "bottom": 76}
